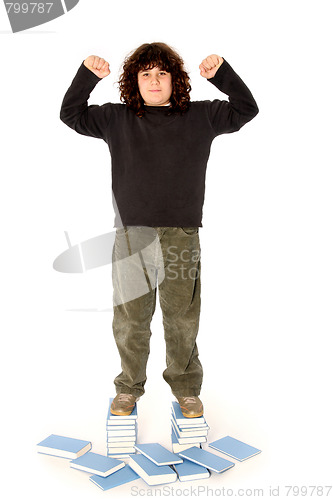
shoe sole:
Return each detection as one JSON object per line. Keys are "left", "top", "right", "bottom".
{"left": 181, "top": 412, "right": 204, "bottom": 418}
{"left": 179, "top": 405, "right": 203, "bottom": 418}
{"left": 110, "top": 406, "right": 134, "bottom": 417}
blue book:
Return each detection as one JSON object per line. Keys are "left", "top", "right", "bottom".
{"left": 135, "top": 443, "right": 183, "bottom": 466}
{"left": 107, "top": 398, "right": 138, "bottom": 421}
{"left": 179, "top": 447, "right": 235, "bottom": 473}
{"left": 171, "top": 401, "right": 205, "bottom": 426}
{"left": 128, "top": 454, "right": 177, "bottom": 486}
{"left": 173, "top": 458, "right": 210, "bottom": 481}
{"left": 209, "top": 436, "right": 261, "bottom": 461}
{"left": 36, "top": 434, "right": 91, "bottom": 459}
{"left": 89, "top": 464, "right": 140, "bottom": 490}
{"left": 70, "top": 452, "right": 125, "bottom": 477}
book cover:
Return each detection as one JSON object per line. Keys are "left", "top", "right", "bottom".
{"left": 179, "top": 446, "right": 235, "bottom": 473}
{"left": 70, "top": 451, "right": 125, "bottom": 477}
{"left": 36, "top": 434, "right": 91, "bottom": 459}
{"left": 89, "top": 464, "right": 140, "bottom": 490}
{"left": 128, "top": 454, "right": 177, "bottom": 486}
{"left": 173, "top": 458, "right": 210, "bottom": 481}
{"left": 209, "top": 436, "right": 261, "bottom": 461}
{"left": 135, "top": 443, "right": 183, "bottom": 466}
{"left": 171, "top": 401, "right": 205, "bottom": 426}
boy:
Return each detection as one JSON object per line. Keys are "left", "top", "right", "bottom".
{"left": 60, "top": 43, "right": 258, "bottom": 418}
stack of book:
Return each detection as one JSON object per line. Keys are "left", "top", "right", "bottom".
{"left": 171, "top": 401, "right": 209, "bottom": 453}
{"left": 128, "top": 442, "right": 211, "bottom": 484}
{"left": 106, "top": 397, "right": 138, "bottom": 458}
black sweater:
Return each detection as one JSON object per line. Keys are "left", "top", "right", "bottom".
{"left": 60, "top": 60, "right": 258, "bottom": 227}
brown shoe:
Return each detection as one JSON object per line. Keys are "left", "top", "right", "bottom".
{"left": 177, "top": 396, "right": 203, "bottom": 418}
{"left": 110, "top": 393, "right": 138, "bottom": 416}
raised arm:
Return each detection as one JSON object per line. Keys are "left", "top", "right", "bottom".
{"left": 60, "top": 55, "right": 112, "bottom": 140}
{"left": 199, "top": 54, "right": 259, "bottom": 135}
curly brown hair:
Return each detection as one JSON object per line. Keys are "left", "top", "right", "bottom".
{"left": 118, "top": 42, "right": 191, "bottom": 117}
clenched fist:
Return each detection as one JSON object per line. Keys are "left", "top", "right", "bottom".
{"left": 84, "top": 55, "right": 110, "bottom": 79}
{"left": 199, "top": 54, "right": 224, "bottom": 79}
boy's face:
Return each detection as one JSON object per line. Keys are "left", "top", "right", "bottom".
{"left": 138, "top": 67, "right": 172, "bottom": 106}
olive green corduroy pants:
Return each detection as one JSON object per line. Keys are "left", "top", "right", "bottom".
{"left": 112, "top": 226, "right": 202, "bottom": 398}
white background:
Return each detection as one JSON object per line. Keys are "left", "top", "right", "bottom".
{"left": 1, "top": 0, "right": 332, "bottom": 498}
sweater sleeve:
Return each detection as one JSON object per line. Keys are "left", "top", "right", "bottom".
{"left": 60, "top": 62, "right": 112, "bottom": 140}
{"left": 207, "top": 59, "right": 259, "bottom": 135}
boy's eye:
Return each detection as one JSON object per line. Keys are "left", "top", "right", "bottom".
{"left": 140, "top": 70, "right": 168, "bottom": 77}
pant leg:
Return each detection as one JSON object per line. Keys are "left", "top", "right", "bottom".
{"left": 112, "top": 226, "right": 158, "bottom": 398}
{"left": 158, "top": 227, "right": 203, "bottom": 398}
